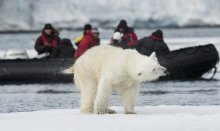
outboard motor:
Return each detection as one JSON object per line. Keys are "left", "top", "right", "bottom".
{"left": 4, "top": 49, "right": 29, "bottom": 60}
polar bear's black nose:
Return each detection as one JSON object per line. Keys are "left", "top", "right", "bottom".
{"left": 164, "top": 70, "right": 169, "bottom": 75}
{"left": 138, "top": 73, "right": 142, "bottom": 76}
{"left": 161, "top": 67, "right": 168, "bottom": 75}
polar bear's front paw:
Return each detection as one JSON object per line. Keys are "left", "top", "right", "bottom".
{"left": 106, "top": 108, "right": 116, "bottom": 114}
{"left": 95, "top": 107, "right": 116, "bottom": 114}
{"left": 125, "top": 111, "right": 136, "bottom": 114}
{"left": 94, "top": 106, "right": 105, "bottom": 114}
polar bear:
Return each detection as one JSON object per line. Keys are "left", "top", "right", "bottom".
{"left": 65, "top": 45, "right": 167, "bottom": 114}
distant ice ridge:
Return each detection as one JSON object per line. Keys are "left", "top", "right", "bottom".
{"left": 1, "top": 0, "right": 220, "bottom": 31}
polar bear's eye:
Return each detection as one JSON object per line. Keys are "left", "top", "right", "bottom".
{"left": 152, "top": 68, "right": 156, "bottom": 72}
{"left": 138, "top": 73, "right": 142, "bottom": 76}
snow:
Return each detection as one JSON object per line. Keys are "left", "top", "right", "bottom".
{"left": 0, "top": 106, "right": 220, "bottom": 131}
{"left": 1, "top": 0, "right": 220, "bottom": 30}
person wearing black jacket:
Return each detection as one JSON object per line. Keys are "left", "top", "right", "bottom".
{"left": 51, "top": 38, "right": 75, "bottom": 58}
{"left": 111, "top": 32, "right": 130, "bottom": 49}
{"left": 113, "top": 20, "right": 138, "bottom": 48}
{"left": 135, "top": 29, "right": 170, "bottom": 56}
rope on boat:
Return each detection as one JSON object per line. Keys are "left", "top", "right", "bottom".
{"left": 204, "top": 61, "right": 219, "bottom": 80}
{"left": 210, "top": 66, "right": 217, "bottom": 80}
{"left": 210, "top": 54, "right": 220, "bottom": 80}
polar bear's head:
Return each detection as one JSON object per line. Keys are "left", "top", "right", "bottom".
{"left": 131, "top": 52, "right": 167, "bottom": 82}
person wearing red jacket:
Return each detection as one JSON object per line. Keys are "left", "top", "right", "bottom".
{"left": 113, "top": 20, "right": 138, "bottom": 48}
{"left": 35, "top": 23, "right": 60, "bottom": 57}
{"left": 74, "top": 24, "right": 92, "bottom": 47}
{"left": 74, "top": 25, "right": 99, "bottom": 59}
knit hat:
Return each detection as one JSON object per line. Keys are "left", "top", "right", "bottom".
{"left": 116, "top": 19, "right": 129, "bottom": 32}
{"left": 61, "top": 38, "right": 73, "bottom": 46}
{"left": 113, "top": 32, "right": 123, "bottom": 41}
{"left": 43, "top": 23, "right": 53, "bottom": 30}
{"left": 84, "top": 24, "right": 92, "bottom": 31}
{"left": 151, "top": 29, "right": 163, "bottom": 38}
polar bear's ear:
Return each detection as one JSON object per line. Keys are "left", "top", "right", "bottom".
{"left": 150, "top": 52, "right": 157, "bottom": 61}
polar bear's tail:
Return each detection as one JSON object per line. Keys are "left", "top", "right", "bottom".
{"left": 63, "top": 65, "right": 74, "bottom": 74}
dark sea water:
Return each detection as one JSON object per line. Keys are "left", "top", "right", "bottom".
{"left": 0, "top": 28, "right": 220, "bottom": 113}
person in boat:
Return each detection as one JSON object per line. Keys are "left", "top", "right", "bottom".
{"left": 111, "top": 32, "right": 129, "bottom": 49}
{"left": 74, "top": 25, "right": 100, "bottom": 59}
{"left": 50, "top": 38, "right": 75, "bottom": 58}
{"left": 91, "top": 28, "right": 100, "bottom": 46}
{"left": 74, "top": 24, "right": 92, "bottom": 47}
{"left": 35, "top": 23, "right": 60, "bottom": 57}
{"left": 135, "top": 29, "right": 170, "bottom": 56}
{"left": 111, "top": 19, "right": 138, "bottom": 48}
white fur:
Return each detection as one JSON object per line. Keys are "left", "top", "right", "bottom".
{"left": 67, "top": 45, "right": 166, "bottom": 114}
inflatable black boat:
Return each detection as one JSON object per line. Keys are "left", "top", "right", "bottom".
{"left": 0, "top": 58, "right": 74, "bottom": 84}
{"left": 158, "top": 44, "right": 219, "bottom": 80}
{"left": 0, "top": 44, "right": 218, "bottom": 84}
